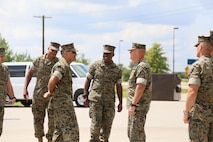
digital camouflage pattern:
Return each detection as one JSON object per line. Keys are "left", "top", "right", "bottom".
{"left": 49, "top": 57, "right": 79, "bottom": 142}
{"left": 87, "top": 60, "right": 122, "bottom": 142}
{"left": 31, "top": 55, "right": 59, "bottom": 140}
{"left": 0, "top": 63, "right": 9, "bottom": 136}
{"left": 88, "top": 60, "right": 122, "bottom": 102}
{"left": 188, "top": 55, "right": 213, "bottom": 142}
{"left": 89, "top": 100, "right": 115, "bottom": 142}
{"left": 127, "top": 59, "right": 152, "bottom": 142}
{"left": 0, "top": 64, "right": 9, "bottom": 106}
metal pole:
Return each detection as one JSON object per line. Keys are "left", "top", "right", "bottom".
{"left": 173, "top": 27, "right": 179, "bottom": 74}
{"left": 118, "top": 40, "right": 123, "bottom": 65}
{"left": 34, "top": 15, "right": 51, "bottom": 54}
{"left": 42, "top": 15, "right": 45, "bottom": 54}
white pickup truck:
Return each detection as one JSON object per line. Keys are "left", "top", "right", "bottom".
{"left": 4, "top": 62, "right": 88, "bottom": 107}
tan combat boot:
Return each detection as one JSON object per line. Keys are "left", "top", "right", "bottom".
{"left": 38, "top": 137, "right": 43, "bottom": 142}
{"left": 48, "top": 140, "right": 52, "bottom": 142}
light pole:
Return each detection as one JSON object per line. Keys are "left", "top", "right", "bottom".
{"left": 118, "top": 40, "right": 123, "bottom": 65}
{"left": 173, "top": 27, "right": 179, "bottom": 74}
{"left": 34, "top": 15, "right": 52, "bottom": 54}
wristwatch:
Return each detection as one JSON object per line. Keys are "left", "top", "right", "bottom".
{"left": 183, "top": 110, "right": 189, "bottom": 115}
{"left": 130, "top": 102, "right": 137, "bottom": 107}
{"left": 10, "top": 96, "right": 16, "bottom": 100}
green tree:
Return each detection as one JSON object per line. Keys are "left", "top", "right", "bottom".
{"left": 76, "top": 54, "right": 90, "bottom": 65}
{"left": 0, "top": 34, "right": 33, "bottom": 62}
{"left": 145, "top": 43, "right": 170, "bottom": 73}
{"left": 0, "top": 34, "right": 14, "bottom": 61}
{"left": 121, "top": 62, "right": 135, "bottom": 82}
{"left": 122, "top": 67, "right": 131, "bottom": 82}
{"left": 13, "top": 51, "right": 33, "bottom": 62}
{"left": 117, "top": 64, "right": 130, "bottom": 82}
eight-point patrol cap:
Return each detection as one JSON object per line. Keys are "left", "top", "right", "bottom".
{"left": 61, "top": 43, "right": 77, "bottom": 53}
{"left": 128, "top": 43, "right": 146, "bottom": 51}
{"left": 194, "top": 36, "right": 210, "bottom": 47}
{"left": 0, "top": 48, "right": 6, "bottom": 56}
{"left": 49, "top": 42, "right": 60, "bottom": 51}
{"left": 103, "top": 45, "right": 116, "bottom": 53}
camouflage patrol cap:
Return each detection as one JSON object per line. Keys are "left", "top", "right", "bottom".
{"left": 61, "top": 43, "right": 77, "bottom": 53}
{"left": 0, "top": 48, "right": 6, "bottom": 56}
{"left": 128, "top": 43, "right": 146, "bottom": 51}
{"left": 194, "top": 36, "right": 210, "bottom": 47}
{"left": 103, "top": 45, "right": 116, "bottom": 53}
{"left": 49, "top": 42, "right": 60, "bottom": 51}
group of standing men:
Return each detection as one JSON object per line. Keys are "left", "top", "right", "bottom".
{"left": 0, "top": 42, "right": 80, "bottom": 142}
{"left": 24, "top": 42, "right": 79, "bottom": 142}
{"left": 84, "top": 43, "right": 152, "bottom": 142}
{"left": 0, "top": 41, "right": 152, "bottom": 142}
{"left": 2, "top": 31, "right": 213, "bottom": 142}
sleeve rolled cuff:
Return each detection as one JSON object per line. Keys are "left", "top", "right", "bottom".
{"left": 53, "top": 71, "right": 62, "bottom": 80}
{"left": 86, "top": 72, "right": 93, "bottom": 79}
{"left": 188, "top": 78, "right": 200, "bottom": 86}
{"left": 136, "top": 78, "right": 147, "bottom": 85}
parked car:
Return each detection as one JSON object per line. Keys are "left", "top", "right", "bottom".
{"left": 4, "top": 62, "right": 88, "bottom": 107}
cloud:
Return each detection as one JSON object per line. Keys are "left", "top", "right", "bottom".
{"left": 128, "top": 0, "right": 145, "bottom": 7}
{"left": 1, "top": 0, "right": 213, "bottom": 72}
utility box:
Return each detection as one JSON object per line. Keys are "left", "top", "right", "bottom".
{"left": 152, "top": 74, "right": 181, "bottom": 101}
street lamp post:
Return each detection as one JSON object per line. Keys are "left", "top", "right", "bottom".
{"left": 173, "top": 27, "right": 179, "bottom": 74}
{"left": 34, "top": 15, "right": 51, "bottom": 54}
{"left": 118, "top": 40, "right": 123, "bottom": 65}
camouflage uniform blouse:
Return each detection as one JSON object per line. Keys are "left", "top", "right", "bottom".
{"left": 188, "top": 55, "right": 213, "bottom": 114}
{"left": 51, "top": 57, "right": 73, "bottom": 98}
{"left": 87, "top": 60, "right": 122, "bottom": 102}
{"left": 32, "top": 54, "right": 59, "bottom": 95}
{"left": 0, "top": 63, "right": 9, "bottom": 106}
{"left": 128, "top": 59, "right": 152, "bottom": 106}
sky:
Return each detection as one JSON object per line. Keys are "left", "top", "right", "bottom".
{"left": 1, "top": 0, "right": 213, "bottom": 72}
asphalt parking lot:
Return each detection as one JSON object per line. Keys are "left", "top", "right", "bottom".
{"left": 1, "top": 95, "right": 189, "bottom": 142}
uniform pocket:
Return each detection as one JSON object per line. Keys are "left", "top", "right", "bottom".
{"left": 189, "top": 104, "right": 211, "bottom": 121}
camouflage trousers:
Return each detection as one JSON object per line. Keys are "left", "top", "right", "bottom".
{"left": 50, "top": 96, "right": 79, "bottom": 142}
{"left": 0, "top": 106, "right": 4, "bottom": 137}
{"left": 32, "top": 95, "right": 54, "bottom": 140}
{"left": 189, "top": 104, "right": 213, "bottom": 142}
{"left": 189, "top": 119, "right": 213, "bottom": 142}
{"left": 128, "top": 106, "right": 149, "bottom": 142}
{"left": 89, "top": 101, "right": 115, "bottom": 142}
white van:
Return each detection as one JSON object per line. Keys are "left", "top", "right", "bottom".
{"left": 4, "top": 62, "right": 88, "bottom": 107}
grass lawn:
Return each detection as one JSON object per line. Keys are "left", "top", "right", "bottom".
{"left": 181, "top": 88, "right": 188, "bottom": 94}
{"left": 123, "top": 87, "right": 127, "bottom": 98}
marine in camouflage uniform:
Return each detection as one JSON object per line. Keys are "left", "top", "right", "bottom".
{"left": 84, "top": 45, "right": 123, "bottom": 142}
{"left": 0, "top": 48, "right": 16, "bottom": 136}
{"left": 44, "top": 43, "right": 79, "bottom": 142}
{"left": 23, "top": 42, "right": 60, "bottom": 142}
{"left": 183, "top": 36, "right": 213, "bottom": 142}
{"left": 127, "top": 43, "right": 152, "bottom": 142}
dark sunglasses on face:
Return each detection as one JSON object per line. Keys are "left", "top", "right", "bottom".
{"left": 67, "top": 51, "right": 76, "bottom": 54}
{"left": 71, "top": 51, "right": 76, "bottom": 54}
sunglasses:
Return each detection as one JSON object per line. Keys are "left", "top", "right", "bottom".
{"left": 71, "top": 51, "right": 76, "bottom": 54}
{"left": 67, "top": 51, "right": 76, "bottom": 54}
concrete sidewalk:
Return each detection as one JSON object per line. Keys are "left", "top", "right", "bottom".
{"left": 1, "top": 95, "right": 189, "bottom": 142}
